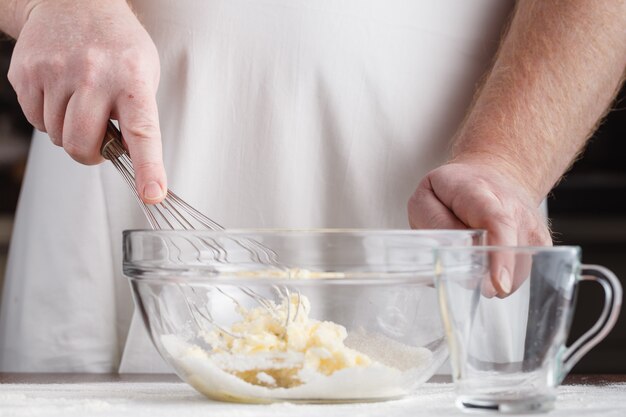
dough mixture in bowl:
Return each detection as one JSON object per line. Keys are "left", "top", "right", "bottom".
{"left": 161, "top": 292, "right": 434, "bottom": 402}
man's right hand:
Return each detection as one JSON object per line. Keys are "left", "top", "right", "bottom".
{"left": 7, "top": 0, "right": 167, "bottom": 203}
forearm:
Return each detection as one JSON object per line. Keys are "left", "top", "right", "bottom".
{"left": 452, "top": 0, "right": 626, "bottom": 204}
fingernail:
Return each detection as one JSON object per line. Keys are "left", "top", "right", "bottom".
{"left": 143, "top": 181, "right": 163, "bottom": 201}
{"left": 499, "top": 267, "right": 512, "bottom": 294}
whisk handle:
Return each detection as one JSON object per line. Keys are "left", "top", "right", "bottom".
{"left": 101, "top": 121, "right": 124, "bottom": 159}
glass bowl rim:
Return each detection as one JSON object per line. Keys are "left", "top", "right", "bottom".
{"left": 123, "top": 228, "right": 487, "bottom": 236}
{"left": 435, "top": 245, "right": 581, "bottom": 254}
{"left": 123, "top": 228, "right": 486, "bottom": 284}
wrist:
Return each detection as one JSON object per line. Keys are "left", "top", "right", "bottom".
{"left": 448, "top": 150, "right": 546, "bottom": 206}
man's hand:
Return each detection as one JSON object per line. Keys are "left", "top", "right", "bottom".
{"left": 6, "top": 0, "right": 166, "bottom": 203}
{"left": 408, "top": 0, "right": 625, "bottom": 296}
{"left": 408, "top": 158, "right": 552, "bottom": 297}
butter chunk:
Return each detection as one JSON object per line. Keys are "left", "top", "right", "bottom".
{"left": 201, "top": 293, "right": 373, "bottom": 388}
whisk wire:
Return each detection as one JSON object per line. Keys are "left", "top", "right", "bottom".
{"left": 101, "top": 121, "right": 300, "bottom": 334}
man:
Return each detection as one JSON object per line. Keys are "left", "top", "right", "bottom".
{"left": 0, "top": 0, "right": 624, "bottom": 372}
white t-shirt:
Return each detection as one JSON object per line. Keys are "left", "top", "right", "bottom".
{"left": 0, "top": 0, "right": 514, "bottom": 372}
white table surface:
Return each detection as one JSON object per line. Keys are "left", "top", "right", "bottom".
{"left": 1, "top": 374, "right": 625, "bottom": 417}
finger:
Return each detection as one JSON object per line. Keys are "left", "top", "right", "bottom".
{"left": 450, "top": 189, "right": 518, "bottom": 297}
{"left": 8, "top": 63, "right": 46, "bottom": 132}
{"left": 487, "top": 218, "right": 518, "bottom": 297}
{"left": 63, "top": 90, "right": 110, "bottom": 165}
{"left": 509, "top": 251, "right": 533, "bottom": 294}
{"left": 43, "top": 87, "right": 72, "bottom": 146}
{"left": 409, "top": 185, "right": 485, "bottom": 293}
{"left": 408, "top": 182, "right": 467, "bottom": 230}
{"left": 488, "top": 250, "right": 518, "bottom": 298}
{"left": 508, "top": 212, "right": 552, "bottom": 292}
{"left": 115, "top": 90, "right": 167, "bottom": 204}
{"left": 16, "top": 87, "right": 46, "bottom": 132}
{"left": 481, "top": 277, "right": 499, "bottom": 298}
{"left": 408, "top": 181, "right": 500, "bottom": 296}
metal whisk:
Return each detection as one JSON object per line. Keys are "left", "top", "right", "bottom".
{"left": 101, "top": 123, "right": 224, "bottom": 232}
{"left": 100, "top": 121, "right": 301, "bottom": 333}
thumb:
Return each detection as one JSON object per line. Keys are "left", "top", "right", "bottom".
{"left": 484, "top": 217, "right": 518, "bottom": 298}
{"left": 115, "top": 91, "right": 167, "bottom": 204}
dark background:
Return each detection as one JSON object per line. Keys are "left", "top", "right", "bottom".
{"left": 0, "top": 39, "right": 625, "bottom": 373}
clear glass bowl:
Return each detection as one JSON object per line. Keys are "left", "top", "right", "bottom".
{"left": 123, "top": 229, "right": 484, "bottom": 403}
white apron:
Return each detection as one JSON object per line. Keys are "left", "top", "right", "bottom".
{"left": 0, "top": 0, "right": 514, "bottom": 372}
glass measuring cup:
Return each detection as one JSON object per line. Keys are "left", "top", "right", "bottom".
{"left": 435, "top": 246, "right": 622, "bottom": 413}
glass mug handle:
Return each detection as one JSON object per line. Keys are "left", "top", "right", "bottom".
{"left": 560, "top": 264, "right": 623, "bottom": 379}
